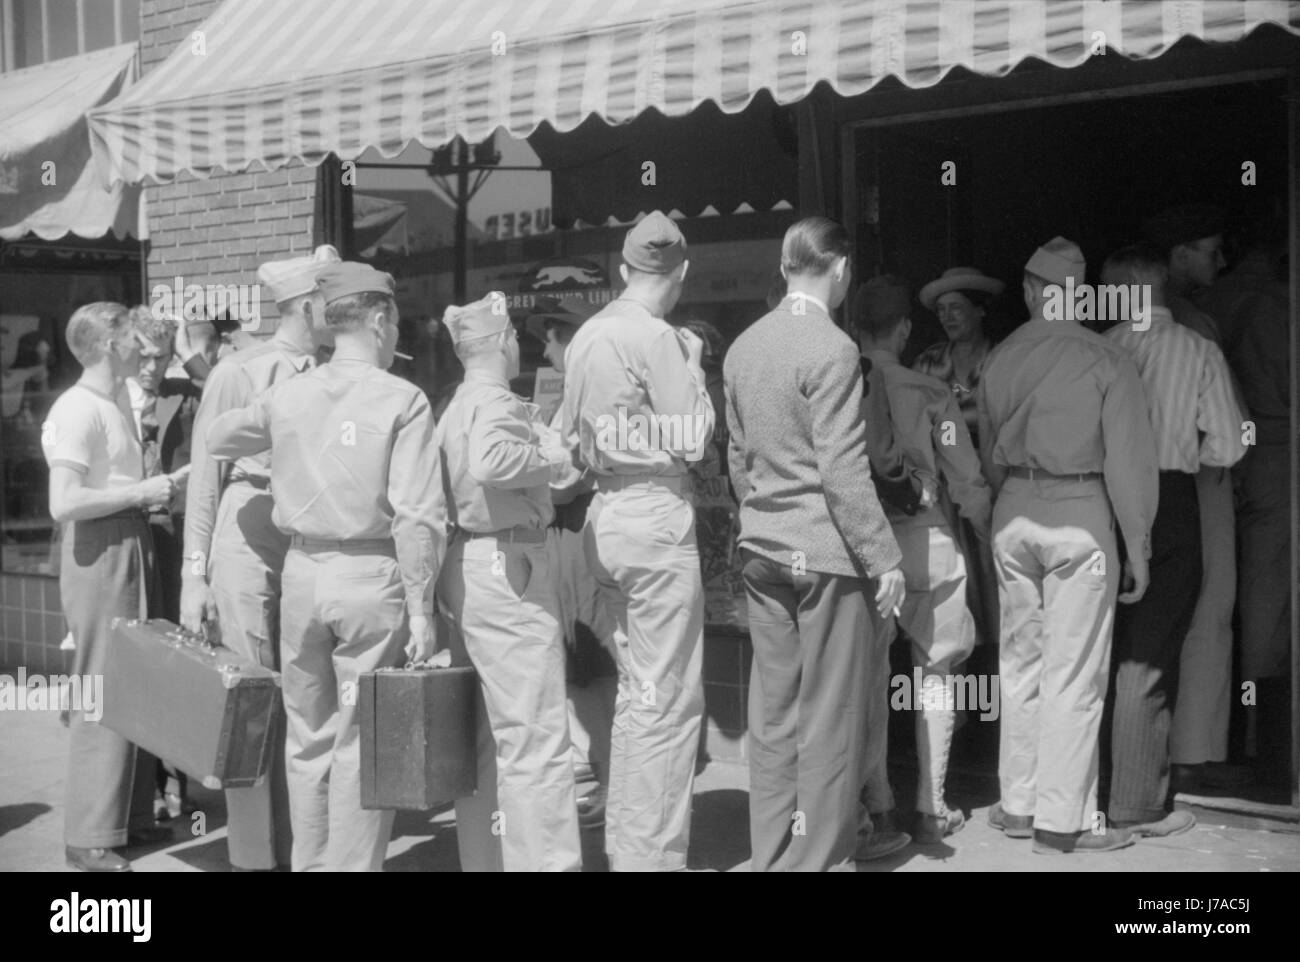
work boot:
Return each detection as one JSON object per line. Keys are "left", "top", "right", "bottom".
{"left": 66, "top": 847, "right": 131, "bottom": 873}
{"left": 854, "top": 809, "right": 911, "bottom": 861}
{"left": 1032, "top": 826, "right": 1135, "bottom": 855}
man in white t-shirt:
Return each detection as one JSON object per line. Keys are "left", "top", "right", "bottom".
{"left": 42, "top": 302, "right": 175, "bottom": 872}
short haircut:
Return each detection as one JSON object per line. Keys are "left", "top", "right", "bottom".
{"left": 852, "top": 275, "right": 911, "bottom": 341}
{"left": 128, "top": 306, "right": 178, "bottom": 352}
{"left": 65, "top": 302, "right": 130, "bottom": 365}
{"left": 1101, "top": 243, "right": 1169, "bottom": 288}
{"left": 324, "top": 292, "right": 395, "bottom": 332}
{"left": 781, "top": 216, "right": 850, "bottom": 276}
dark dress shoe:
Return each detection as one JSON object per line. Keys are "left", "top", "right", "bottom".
{"left": 66, "top": 847, "right": 131, "bottom": 872}
{"left": 987, "top": 802, "right": 1033, "bottom": 838}
{"left": 126, "top": 825, "right": 174, "bottom": 847}
{"left": 577, "top": 784, "right": 607, "bottom": 830}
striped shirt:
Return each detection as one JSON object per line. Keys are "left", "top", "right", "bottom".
{"left": 1105, "top": 306, "right": 1247, "bottom": 473}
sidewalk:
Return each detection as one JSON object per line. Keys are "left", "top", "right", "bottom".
{"left": 2, "top": 706, "right": 1298, "bottom": 872}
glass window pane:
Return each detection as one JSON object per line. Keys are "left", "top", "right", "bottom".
{"left": 120, "top": 0, "right": 141, "bottom": 42}
{"left": 85, "top": 0, "right": 117, "bottom": 52}
{"left": 48, "top": 0, "right": 79, "bottom": 61}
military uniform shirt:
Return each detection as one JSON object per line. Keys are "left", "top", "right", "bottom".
{"left": 439, "top": 368, "right": 556, "bottom": 533}
{"left": 976, "top": 318, "right": 1158, "bottom": 558}
{"left": 205, "top": 358, "right": 445, "bottom": 617}
{"left": 561, "top": 298, "right": 715, "bottom": 477}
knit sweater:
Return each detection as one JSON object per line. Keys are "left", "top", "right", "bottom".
{"left": 723, "top": 296, "right": 901, "bottom": 580}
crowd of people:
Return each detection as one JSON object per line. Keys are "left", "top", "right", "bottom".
{"left": 40, "top": 198, "right": 1291, "bottom": 872}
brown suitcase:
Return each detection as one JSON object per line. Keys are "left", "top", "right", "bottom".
{"left": 102, "top": 618, "right": 281, "bottom": 789}
{"left": 359, "top": 665, "right": 477, "bottom": 810}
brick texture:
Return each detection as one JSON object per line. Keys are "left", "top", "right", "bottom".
{"left": 140, "top": 0, "right": 319, "bottom": 334}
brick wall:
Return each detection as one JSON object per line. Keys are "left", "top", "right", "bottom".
{"left": 0, "top": 576, "right": 69, "bottom": 674}
{"left": 141, "top": 0, "right": 318, "bottom": 333}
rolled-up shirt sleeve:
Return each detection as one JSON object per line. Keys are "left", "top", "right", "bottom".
{"left": 643, "top": 328, "right": 716, "bottom": 462}
{"left": 1102, "top": 355, "right": 1159, "bottom": 560}
{"left": 808, "top": 341, "right": 901, "bottom": 579}
{"left": 390, "top": 393, "right": 446, "bottom": 618}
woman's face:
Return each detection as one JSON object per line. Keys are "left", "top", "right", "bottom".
{"left": 935, "top": 291, "right": 985, "bottom": 344}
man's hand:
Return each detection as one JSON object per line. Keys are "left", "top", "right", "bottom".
{"left": 135, "top": 475, "right": 174, "bottom": 510}
{"left": 874, "top": 566, "right": 906, "bottom": 619}
{"left": 678, "top": 327, "right": 705, "bottom": 369}
{"left": 1118, "top": 554, "right": 1150, "bottom": 605}
{"left": 405, "top": 615, "right": 435, "bottom": 666}
{"left": 179, "top": 578, "right": 218, "bottom": 635}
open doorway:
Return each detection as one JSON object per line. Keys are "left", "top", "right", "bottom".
{"left": 847, "top": 76, "right": 1295, "bottom": 816}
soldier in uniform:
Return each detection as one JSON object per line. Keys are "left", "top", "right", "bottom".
{"left": 561, "top": 211, "right": 715, "bottom": 872}
{"left": 437, "top": 292, "right": 582, "bottom": 872}
{"left": 976, "top": 237, "right": 1158, "bottom": 855}
{"left": 205, "top": 262, "right": 444, "bottom": 871}
{"left": 180, "top": 244, "right": 340, "bottom": 871}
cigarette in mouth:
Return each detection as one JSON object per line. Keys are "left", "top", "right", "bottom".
{"left": 394, "top": 351, "right": 413, "bottom": 361}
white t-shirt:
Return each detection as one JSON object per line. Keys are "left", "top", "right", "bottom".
{"left": 42, "top": 382, "right": 143, "bottom": 489}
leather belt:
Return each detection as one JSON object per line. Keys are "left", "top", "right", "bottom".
{"left": 97, "top": 508, "right": 147, "bottom": 522}
{"left": 290, "top": 535, "right": 395, "bottom": 552}
{"left": 456, "top": 525, "right": 548, "bottom": 545}
{"left": 1007, "top": 466, "right": 1103, "bottom": 483}
{"left": 596, "top": 474, "right": 684, "bottom": 493}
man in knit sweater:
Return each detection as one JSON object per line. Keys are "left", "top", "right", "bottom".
{"left": 724, "top": 217, "right": 905, "bottom": 871}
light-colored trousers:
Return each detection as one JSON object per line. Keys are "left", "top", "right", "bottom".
{"left": 61, "top": 513, "right": 158, "bottom": 849}
{"left": 279, "top": 541, "right": 408, "bottom": 872}
{"left": 1171, "top": 466, "right": 1235, "bottom": 764}
{"left": 441, "top": 536, "right": 582, "bottom": 872}
{"left": 208, "top": 482, "right": 293, "bottom": 869}
{"left": 894, "top": 524, "right": 976, "bottom": 815}
{"left": 993, "top": 478, "right": 1118, "bottom": 834}
{"left": 585, "top": 478, "right": 705, "bottom": 872}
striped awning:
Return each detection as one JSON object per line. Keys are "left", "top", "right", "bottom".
{"left": 2, "top": 43, "right": 142, "bottom": 240}
{"left": 87, "top": 0, "right": 1300, "bottom": 187}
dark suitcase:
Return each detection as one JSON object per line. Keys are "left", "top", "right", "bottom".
{"left": 359, "top": 665, "right": 477, "bottom": 810}
{"left": 102, "top": 618, "right": 281, "bottom": 789}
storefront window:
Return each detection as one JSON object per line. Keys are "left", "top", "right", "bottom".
{"left": 1, "top": 262, "right": 141, "bottom": 576}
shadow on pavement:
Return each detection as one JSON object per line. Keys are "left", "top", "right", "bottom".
{"left": 0, "top": 802, "right": 50, "bottom": 839}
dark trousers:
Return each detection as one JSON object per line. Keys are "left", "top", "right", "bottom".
{"left": 148, "top": 513, "right": 189, "bottom": 801}
{"left": 743, "top": 549, "right": 872, "bottom": 872}
{"left": 1105, "top": 472, "right": 1202, "bottom": 824}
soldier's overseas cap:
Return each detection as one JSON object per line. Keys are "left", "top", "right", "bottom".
{"left": 622, "top": 211, "right": 687, "bottom": 274}
{"left": 315, "top": 261, "right": 396, "bottom": 306}
{"left": 444, "top": 292, "right": 511, "bottom": 344}
{"left": 257, "top": 244, "right": 341, "bottom": 303}
{"left": 1025, "top": 236, "right": 1086, "bottom": 287}
{"left": 1143, "top": 203, "right": 1226, "bottom": 251}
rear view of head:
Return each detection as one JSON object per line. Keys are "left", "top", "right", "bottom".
{"left": 852, "top": 275, "right": 912, "bottom": 353}
{"left": 326, "top": 292, "right": 401, "bottom": 368}
{"left": 65, "top": 302, "right": 137, "bottom": 375}
{"left": 445, "top": 293, "right": 518, "bottom": 379}
{"left": 1101, "top": 243, "right": 1169, "bottom": 305}
{"left": 619, "top": 211, "right": 690, "bottom": 317}
{"left": 781, "top": 217, "right": 852, "bottom": 309}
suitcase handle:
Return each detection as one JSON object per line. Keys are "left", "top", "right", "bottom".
{"left": 161, "top": 626, "right": 240, "bottom": 673}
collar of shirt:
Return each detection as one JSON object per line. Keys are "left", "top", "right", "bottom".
{"left": 1147, "top": 305, "right": 1175, "bottom": 326}
{"left": 463, "top": 367, "right": 511, "bottom": 391}
{"left": 784, "top": 291, "right": 830, "bottom": 316}
{"left": 272, "top": 333, "right": 316, "bottom": 371}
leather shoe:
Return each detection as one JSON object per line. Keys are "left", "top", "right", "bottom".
{"left": 987, "top": 801, "right": 1033, "bottom": 838}
{"left": 915, "top": 809, "right": 965, "bottom": 844}
{"left": 577, "top": 784, "right": 607, "bottom": 830}
{"left": 1032, "top": 826, "right": 1134, "bottom": 854}
{"left": 854, "top": 828, "right": 911, "bottom": 861}
{"left": 126, "top": 825, "right": 173, "bottom": 847}
{"left": 1113, "top": 810, "right": 1196, "bottom": 838}
{"left": 66, "top": 846, "right": 131, "bottom": 872}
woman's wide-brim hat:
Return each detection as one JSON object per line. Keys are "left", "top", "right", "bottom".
{"left": 919, "top": 267, "right": 1005, "bottom": 312}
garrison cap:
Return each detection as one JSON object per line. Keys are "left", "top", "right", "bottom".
{"left": 1025, "top": 236, "right": 1086, "bottom": 288}
{"left": 443, "top": 292, "right": 512, "bottom": 344}
{"left": 257, "top": 244, "right": 341, "bottom": 303}
{"left": 622, "top": 211, "right": 687, "bottom": 274}
{"left": 315, "top": 261, "right": 396, "bottom": 305}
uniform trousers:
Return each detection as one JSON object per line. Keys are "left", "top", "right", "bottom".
{"left": 208, "top": 482, "right": 292, "bottom": 869}
{"left": 1106, "top": 471, "right": 1201, "bottom": 824}
{"left": 148, "top": 512, "right": 188, "bottom": 799}
{"left": 993, "top": 476, "right": 1119, "bottom": 834}
{"left": 743, "top": 549, "right": 872, "bottom": 872}
{"left": 61, "top": 513, "right": 159, "bottom": 848}
{"left": 1236, "top": 442, "right": 1290, "bottom": 682}
{"left": 441, "top": 535, "right": 582, "bottom": 872}
{"left": 585, "top": 478, "right": 704, "bottom": 872}
{"left": 280, "top": 539, "right": 408, "bottom": 871}
{"left": 1171, "top": 467, "right": 1233, "bottom": 764}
